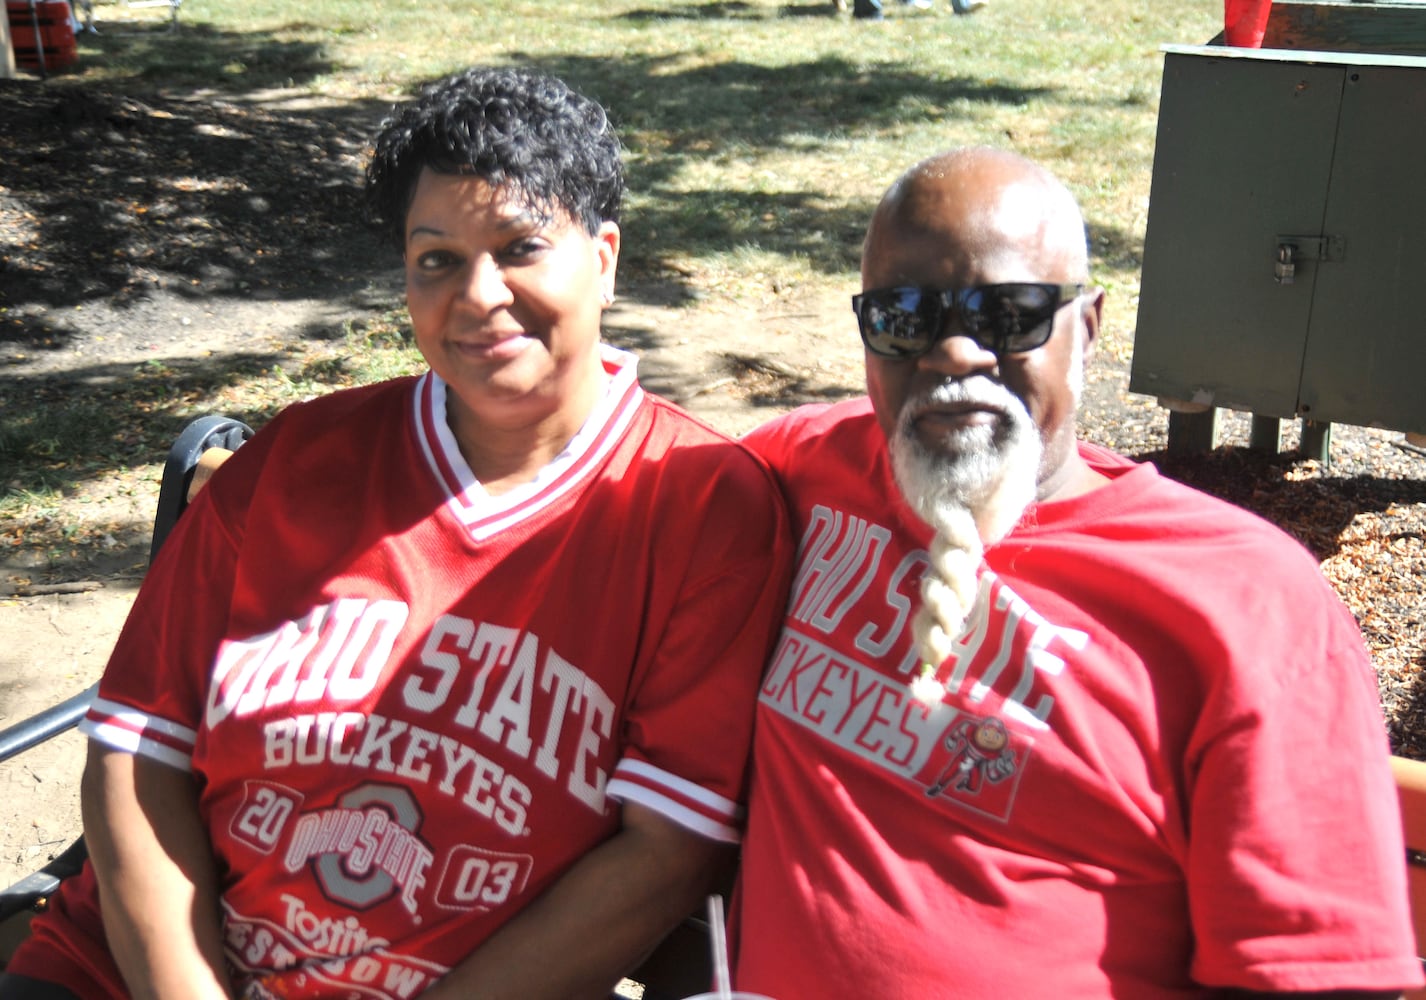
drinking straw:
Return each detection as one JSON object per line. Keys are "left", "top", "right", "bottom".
{"left": 707, "top": 893, "right": 732, "bottom": 999}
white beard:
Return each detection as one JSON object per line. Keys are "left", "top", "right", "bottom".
{"left": 890, "top": 377, "right": 1043, "bottom": 695}
{"left": 889, "top": 376, "right": 1042, "bottom": 546}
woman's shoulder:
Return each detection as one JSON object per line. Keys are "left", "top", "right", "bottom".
{"left": 242, "top": 377, "right": 418, "bottom": 458}
{"left": 638, "top": 392, "right": 762, "bottom": 458}
{"left": 208, "top": 377, "right": 420, "bottom": 499}
{"left": 275, "top": 375, "right": 419, "bottom": 426}
{"left": 632, "top": 393, "right": 790, "bottom": 500}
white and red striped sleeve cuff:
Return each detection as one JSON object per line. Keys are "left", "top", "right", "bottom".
{"left": 78, "top": 695, "right": 196, "bottom": 772}
{"left": 606, "top": 758, "right": 745, "bottom": 844}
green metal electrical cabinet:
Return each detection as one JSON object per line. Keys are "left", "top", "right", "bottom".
{"left": 1130, "top": 1, "right": 1426, "bottom": 457}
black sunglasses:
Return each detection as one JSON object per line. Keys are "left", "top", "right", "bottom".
{"left": 852, "top": 282, "right": 1084, "bottom": 359}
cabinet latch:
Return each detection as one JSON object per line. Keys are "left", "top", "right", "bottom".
{"left": 1274, "top": 235, "right": 1346, "bottom": 284}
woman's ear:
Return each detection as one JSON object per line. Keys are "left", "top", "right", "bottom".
{"left": 596, "top": 221, "right": 620, "bottom": 307}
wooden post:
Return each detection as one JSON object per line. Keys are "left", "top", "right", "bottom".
{"left": 1249, "top": 414, "right": 1283, "bottom": 454}
{"left": 1300, "top": 418, "right": 1333, "bottom": 468}
{"left": 2, "top": 4, "right": 17, "bottom": 79}
{"left": 1160, "top": 397, "right": 1221, "bottom": 454}
{"left": 1167, "top": 408, "right": 1221, "bottom": 454}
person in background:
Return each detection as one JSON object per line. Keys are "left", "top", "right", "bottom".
{"left": 0, "top": 65, "right": 792, "bottom": 1000}
{"left": 850, "top": 0, "right": 984, "bottom": 22}
{"left": 732, "top": 145, "right": 1421, "bottom": 998}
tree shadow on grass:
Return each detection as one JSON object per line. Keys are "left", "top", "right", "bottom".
{"left": 0, "top": 82, "right": 395, "bottom": 336}
{"left": 2, "top": 354, "right": 288, "bottom": 476}
{"left": 1, "top": 47, "right": 1080, "bottom": 348}
{"left": 0, "top": 352, "right": 290, "bottom": 586}
{"left": 71, "top": 17, "right": 335, "bottom": 93}
{"left": 621, "top": 1, "right": 773, "bottom": 19}
{"left": 518, "top": 52, "right": 1064, "bottom": 280}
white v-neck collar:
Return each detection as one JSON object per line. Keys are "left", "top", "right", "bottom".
{"left": 412, "top": 345, "right": 644, "bottom": 542}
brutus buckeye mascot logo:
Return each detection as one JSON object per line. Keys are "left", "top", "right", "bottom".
{"left": 926, "top": 715, "right": 1018, "bottom": 798}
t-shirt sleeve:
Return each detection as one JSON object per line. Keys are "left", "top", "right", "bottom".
{"left": 604, "top": 447, "right": 794, "bottom": 844}
{"left": 79, "top": 434, "right": 264, "bottom": 771}
{"left": 739, "top": 407, "right": 812, "bottom": 476}
{"left": 1184, "top": 566, "right": 1422, "bottom": 991}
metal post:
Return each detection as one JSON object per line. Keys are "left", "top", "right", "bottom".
{"left": 26, "top": 0, "right": 48, "bottom": 78}
{"left": 2, "top": 2, "right": 16, "bottom": 77}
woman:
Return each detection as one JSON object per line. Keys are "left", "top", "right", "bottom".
{"left": 1, "top": 66, "right": 791, "bottom": 999}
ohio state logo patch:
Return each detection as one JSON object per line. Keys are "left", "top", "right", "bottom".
{"left": 284, "top": 783, "right": 434, "bottom": 916}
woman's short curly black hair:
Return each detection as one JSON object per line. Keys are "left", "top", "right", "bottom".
{"left": 365, "top": 66, "right": 624, "bottom": 250}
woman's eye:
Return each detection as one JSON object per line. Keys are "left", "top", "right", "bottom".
{"left": 502, "top": 237, "right": 548, "bottom": 262}
{"left": 414, "top": 250, "right": 457, "bottom": 271}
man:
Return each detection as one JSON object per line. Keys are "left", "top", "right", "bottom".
{"left": 732, "top": 147, "right": 1422, "bottom": 998}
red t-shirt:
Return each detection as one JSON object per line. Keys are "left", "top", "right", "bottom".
{"left": 13, "top": 349, "right": 793, "bottom": 998}
{"left": 734, "top": 397, "right": 1420, "bottom": 998}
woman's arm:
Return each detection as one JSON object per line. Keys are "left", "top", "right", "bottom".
{"left": 421, "top": 800, "right": 732, "bottom": 1000}
{"left": 81, "top": 745, "right": 234, "bottom": 1000}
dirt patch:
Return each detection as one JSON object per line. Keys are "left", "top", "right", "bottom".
{"left": 2, "top": 77, "right": 1423, "bottom": 893}
{"left": 0, "top": 589, "right": 133, "bottom": 885}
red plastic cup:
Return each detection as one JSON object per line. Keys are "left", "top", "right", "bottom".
{"left": 1224, "top": 0, "right": 1273, "bottom": 47}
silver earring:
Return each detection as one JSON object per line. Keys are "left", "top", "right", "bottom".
{"left": 601, "top": 289, "right": 615, "bottom": 306}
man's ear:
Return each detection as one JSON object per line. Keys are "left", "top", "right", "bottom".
{"left": 1080, "top": 286, "right": 1105, "bottom": 357}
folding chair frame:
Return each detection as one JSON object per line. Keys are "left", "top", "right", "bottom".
{"left": 0, "top": 415, "right": 254, "bottom": 933}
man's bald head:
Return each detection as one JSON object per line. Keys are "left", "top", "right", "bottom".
{"left": 863, "top": 147, "right": 1089, "bottom": 291}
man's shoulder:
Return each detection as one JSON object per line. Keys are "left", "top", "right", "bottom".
{"left": 1071, "top": 440, "right": 1324, "bottom": 571}
{"left": 743, "top": 397, "right": 877, "bottom": 460}
{"left": 1076, "top": 439, "right": 1141, "bottom": 476}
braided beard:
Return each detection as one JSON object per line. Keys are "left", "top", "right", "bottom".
{"left": 889, "top": 377, "right": 1041, "bottom": 697}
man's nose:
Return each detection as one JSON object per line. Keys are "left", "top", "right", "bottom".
{"left": 916, "top": 323, "right": 999, "bottom": 378}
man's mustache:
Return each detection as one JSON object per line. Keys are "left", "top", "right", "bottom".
{"left": 900, "top": 377, "right": 1025, "bottom": 427}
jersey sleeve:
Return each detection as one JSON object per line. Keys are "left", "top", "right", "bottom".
{"left": 1183, "top": 559, "right": 1422, "bottom": 991}
{"left": 605, "top": 445, "right": 794, "bottom": 843}
{"left": 79, "top": 428, "right": 268, "bottom": 771}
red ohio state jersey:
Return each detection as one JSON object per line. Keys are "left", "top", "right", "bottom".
{"left": 18, "top": 347, "right": 792, "bottom": 999}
